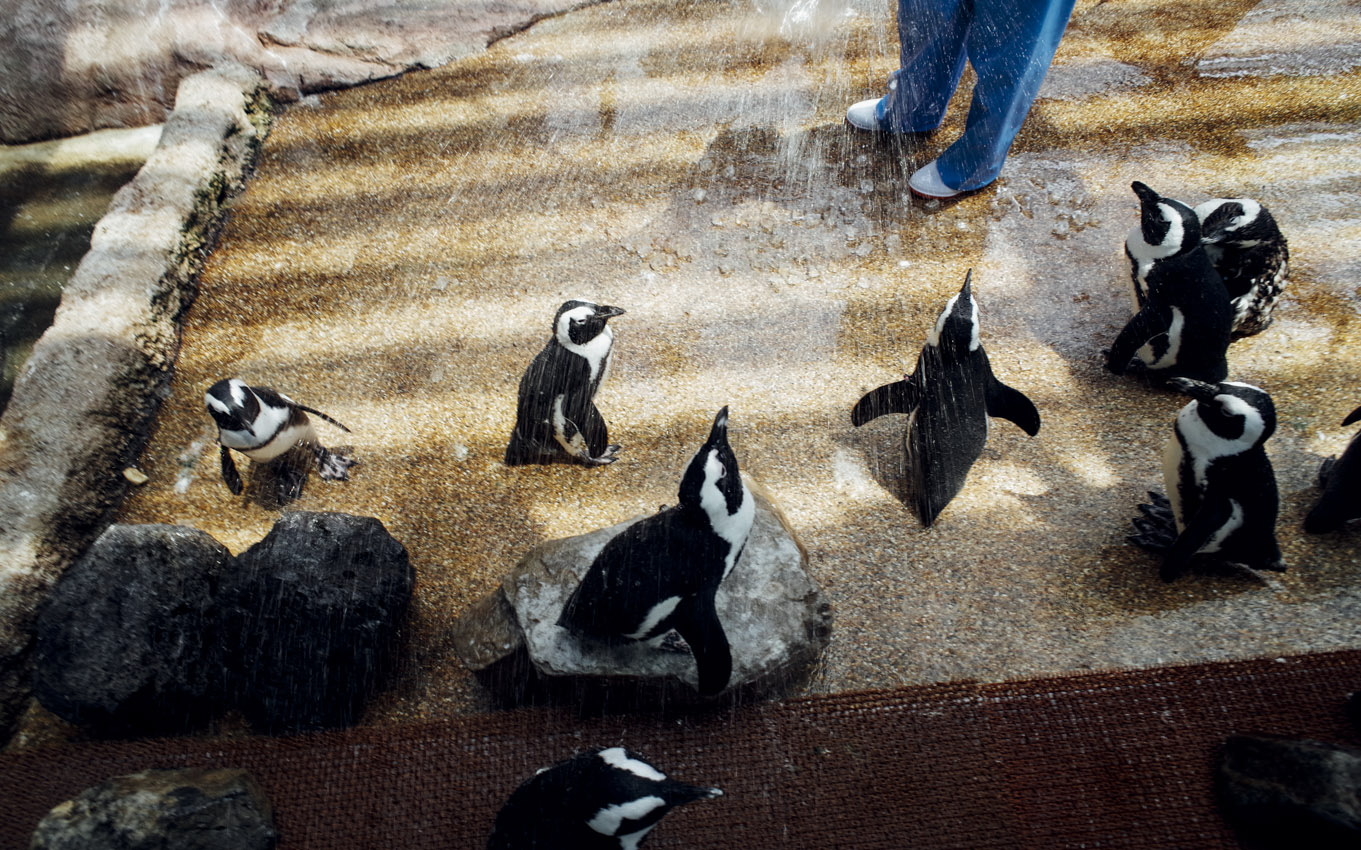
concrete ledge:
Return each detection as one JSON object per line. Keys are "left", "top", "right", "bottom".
{"left": 0, "top": 64, "right": 270, "bottom": 741}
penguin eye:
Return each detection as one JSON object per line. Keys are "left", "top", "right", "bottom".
{"left": 717, "top": 466, "right": 727, "bottom": 479}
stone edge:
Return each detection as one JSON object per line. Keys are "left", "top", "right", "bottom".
{"left": 0, "top": 62, "right": 272, "bottom": 743}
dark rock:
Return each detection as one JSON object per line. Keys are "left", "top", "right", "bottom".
{"left": 30, "top": 767, "right": 276, "bottom": 850}
{"left": 1218, "top": 733, "right": 1361, "bottom": 849}
{"left": 220, "top": 511, "right": 414, "bottom": 735}
{"left": 32, "top": 524, "right": 234, "bottom": 736}
{"left": 453, "top": 487, "right": 832, "bottom": 708}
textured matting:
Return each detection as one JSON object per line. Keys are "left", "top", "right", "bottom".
{"left": 4, "top": 651, "right": 1361, "bottom": 849}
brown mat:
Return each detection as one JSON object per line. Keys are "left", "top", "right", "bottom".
{"left": 4, "top": 651, "right": 1360, "bottom": 849}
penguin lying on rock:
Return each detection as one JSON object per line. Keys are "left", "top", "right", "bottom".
{"left": 204, "top": 378, "right": 356, "bottom": 504}
{"left": 487, "top": 747, "right": 722, "bottom": 850}
{"left": 1129, "top": 378, "right": 1283, "bottom": 581}
{"left": 1110, "top": 181, "right": 1233, "bottom": 384}
{"left": 560, "top": 407, "right": 752, "bottom": 697}
{"left": 1304, "top": 404, "right": 1361, "bottom": 533}
{"left": 851, "top": 270, "right": 1041, "bottom": 527}
{"left": 1195, "top": 197, "right": 1289, "bottom": 338}
{"left": 506, "top": 300, "right": 625, "bottom": 466}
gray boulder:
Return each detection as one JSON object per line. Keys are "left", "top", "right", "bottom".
{"left": 30, "top": 767, "right": 276, "bottom": 850}
{"left": 32, "top": 524, "right": 234, "bottom": 736}
{"left": 1218, "top": 733, "right": 1361, "bottom": 848}
{"left": 454, "top": 489, "right": 832, "bottom": 707}
{"left": 219, "top": 511, "right": 414, "bottom": 735}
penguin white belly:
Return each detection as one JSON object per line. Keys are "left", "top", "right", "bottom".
{"left": 242, "top": 421, "right": 315, "bottom": 462}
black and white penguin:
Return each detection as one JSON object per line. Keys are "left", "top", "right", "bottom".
{"left": 1194, "top": 197, "right": 1289, "bottom": 338}
{"left": 850, "top": 270, "right": 1041, "bottom": 527}
{"left": 487, "top": 747, "right": 722, "bottom": 850}
{"left": 559, "top": 407, "right": 752, "bottom": 696}
{"left": 1110, "top": 181, "right": 1233, "bottom": 383}
{"left": 1129, "top": 378, "right": 1283, "bottom": 582}
{"left": 1304, "top": 404, "right": 1361, "bottom": 533}
{"left": 204, "top": 378, "right": 356, "bottom": 503}
{"left": 506, "top": 300, "right": 625, "bottom": 467}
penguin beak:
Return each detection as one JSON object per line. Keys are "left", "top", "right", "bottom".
{"left": 708, "top": 406, "right": 729, "bottom": 442}
{"left": 1168, "top": 377, "right": 1219, "bottom": 403}
{"left": 958, "top": 268, "right": 973, "bottom": 300}
{"left": 596, "top": 305, "right": 626, "bottom": 320}
{"left": 1131, "top": 181, "right": 1160, "bottom": 207}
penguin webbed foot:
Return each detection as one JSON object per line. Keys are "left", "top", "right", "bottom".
{"left": 1128, "top": 491, "right": 1177, "bottom": 554}
{"left": 314, "top": 444, "right": 358, "bottom": 481}
{"left": 582, "top": 444, "right": 622, "bottom": 466}
{"left": 267, "top": 449, "right": 313, "bottom": 506}
{"left": 653, "top": 631, "right": 692, "bottom": 655}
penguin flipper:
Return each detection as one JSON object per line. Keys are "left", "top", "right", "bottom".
{"left": 671, "top": 592, "right": 731, "bottom": 697}
{"left": 851, "top": 379, "right": 918, "bottom": 427}
{"left": 985, "top": 379, "right": 1041, "bottom": 436}
{"left": 552, "top": 394, "right": 618, "bottom": 465}
{"left": 219, "top": 446, "right": 243, "bottom": 495}
{"left": 1105, "top": 308, "right": 1163, "bottom": 375}
{"left": 1343, "top": 405, "right": 1361, "bottom": 427}
{"left": 583, "top": 402, "right": 621, "bottom": 462}
{"left": 1161, "top": 498, "right": 1234, "bottom": 582}
{"left": 290, "top": 403, "right": 351, "bottom": 433}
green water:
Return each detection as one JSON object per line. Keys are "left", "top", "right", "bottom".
{"left": 0, "top": 127, "right": 160, "bottom": 413}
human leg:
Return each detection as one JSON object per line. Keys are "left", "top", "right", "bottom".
{"left": 933, "top": 0, "right": 1077, "bottom": 191}
{"left": 876, "top": 0, "right": 971, "bottom": 132}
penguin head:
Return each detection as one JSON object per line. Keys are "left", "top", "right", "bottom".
{"left": 512, "top": 747, "right": 721, "bottom": 845}
{"left": 555, "top": 300, "right": 626, "bottom": 348}
{"left": 204, "top": 378, "right": 260, "bottom": 434}
{"left": 1194, "top": 198, "right": 1278, "bottom": 246}
{"left": 925, "top": 269, "right": 981, "bottom": 357}
{"left": 678, "top": 406, "right": 747, "bottom": 518}
{"left": 1170, "top": 377, "right": 1276, "bottom": 453}
{"left": 1131, "top": 181, "right": 1201, "bottom": 256}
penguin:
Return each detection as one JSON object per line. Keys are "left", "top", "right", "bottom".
{"left": 850, "top": 270, "right": 1041, "bottom": 527}
{"left": 1128, "top": 377, "right": 1284, "bottom": 581}
{"left": 1304, "top": 403, "right": 1361, "bottom": 533}
{"left": 487, "top": 747, "right": 722, "bottom": 850}
{"left": 204, "top": 378, "right": 356, "bottom": 504}
{"left": 506, "top": 300, "right": 625, "bottom": 466}
{"left": 559, "top": 406, "right": 752, "bottom": 697}
{"left": 1194, "top": 197, "right": 1289, "bottom": 338}
{"left": 1110, "top": 181, "right": 1233, "bottom": 383}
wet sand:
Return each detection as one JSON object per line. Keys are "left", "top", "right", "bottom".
{"left": 24, "top": 0, "right": 1359, "bottom": 737}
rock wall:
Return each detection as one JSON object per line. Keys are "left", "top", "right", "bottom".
{"left": 0, "top": 64, "right": 269, "bottom": 742}
{"left": 0, "top": 0, "right": 600, "bottom": 144}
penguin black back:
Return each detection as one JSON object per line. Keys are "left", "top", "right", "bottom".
{"left": 1195, "top": 197, "right": 1289, "bottom": 337}
{"left": 487, "top": 747, "right": 722, "bottom": 850}
{"left": 506, "top": 300, "right": 625, "bottom": 466}
{"left": 1305, "top": 404, "right": 1361, "bottom": 534}
{"left": 559, "top": 407, "right": 753, "bottom": 696}
{"left": 1110, "top": 182, "right": 1233, "bottom": 384}
{"left": 851, "top": 271, "right": 1040, "bottom": 526}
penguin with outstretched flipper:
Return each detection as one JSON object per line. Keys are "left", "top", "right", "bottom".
{"left": 851, "top": 270, "right": 1041, "bottom": 527}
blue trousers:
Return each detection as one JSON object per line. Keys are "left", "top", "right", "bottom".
{"left": 877, "top": 0, "right": 1076, "bottom": 191}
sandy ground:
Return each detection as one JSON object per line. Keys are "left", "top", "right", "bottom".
{"left": 19, "top": 0, "right": 1360, "bottom": 739}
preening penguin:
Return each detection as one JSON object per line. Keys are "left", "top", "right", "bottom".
{"left": 506, "top": 300, "right": 625, "bottom": 467}
{"left": 1194, "top": 197, "right": 1289, "bottom": 338}
{"left": 204, "top": 378, "right": 356, "bottom": 504}
{"left": 487, "top": 747, "right": 722, "bottom": 850}
{"left": 850, "top": 270, "right": 1041, "bottom": 527}
{"left": 559, "top": 407, "right": 753, "bottom": 697}
{"left": 1129, "top": 378, "right": 1283, "bottom": 582}
{"left": 1304, "top": 404, "right": 1361, "bottom": 533}
{"left": 1110, "top": 182, "right": 1233, "bottom": 383}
